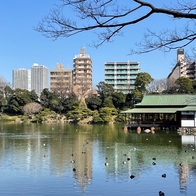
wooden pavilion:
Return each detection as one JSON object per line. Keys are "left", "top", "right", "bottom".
{"left": 121, "top": 94, "right": 196, "bottom": 130}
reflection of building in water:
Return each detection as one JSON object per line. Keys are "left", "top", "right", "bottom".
{"left": 72, "top": 133, "right": 93, "bottom": 191}
{"left": 179, "top": 163, "right": 189, "bottom": 192}
{"left": 104, "top": 143, "right": 143, "bottom": 179}
{"left": 179, "top": 135, "right": 196, "bottom": 192}
{"left": 181, "top": 135, "right": 196, "bottom": 146}
{"left": 49, "top": 126, "right": 93, "bottom": 192}
{"left": 0, "top": 124, "right": 50, "bottom": 175}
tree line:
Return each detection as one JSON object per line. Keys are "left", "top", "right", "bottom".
{"left": 0, "top": 73, "right": 196, "bottom": 123}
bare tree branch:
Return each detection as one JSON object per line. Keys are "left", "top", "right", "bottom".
{"left": 35, "top": 0, "right": 196, "bottom": 53}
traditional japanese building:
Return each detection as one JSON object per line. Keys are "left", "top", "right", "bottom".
{"left": 122, "top": 94, "right": 196, "bottom": 129}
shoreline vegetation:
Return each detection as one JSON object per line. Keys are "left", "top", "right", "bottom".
{"left": 1, "top": 112, "right": 196, "bottom": 135}
{"left": 0, "top": 111, "right": 118, "bottom": 125}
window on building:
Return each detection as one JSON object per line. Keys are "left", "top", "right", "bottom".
{"left": 181, "top": 115, "right": 194, "bottom": 120}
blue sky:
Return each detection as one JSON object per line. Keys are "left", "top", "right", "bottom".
{"left": 0, "top": 0, "right": 190, "bottom": 88}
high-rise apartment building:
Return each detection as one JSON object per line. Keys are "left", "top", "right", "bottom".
{"left": 50, "top": 63, "right": 72, "bottom": 98}
{"left": 31, "top": 63, "right": 48, "bottom": 95}
{"left": 104, "top": 61, "right": 140, "bottom": 94}
{"left": 168, "top": 49, "right": 196, "bottom": 81}
{"left": 12, "top": 68, "right": 31, "bottom": 91}
{"left": 73, "top": 48, "right": 92, "bottom": 96}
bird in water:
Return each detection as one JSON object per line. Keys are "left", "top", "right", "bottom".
{"left": 159, "top": 191, "right": 165, "bottom": 196}
{"left": 130, "top": 175, "right": 135, "bottom": 179}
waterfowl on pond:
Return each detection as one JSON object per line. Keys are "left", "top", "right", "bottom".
{"left": 152, "top": 162, "right": 156, "bottom": 165}
{"left": 130, "top": 175, "right": 135, "bottom": 179}
{"left": 127, "top": 158, "right": 130, "bottom": 161}
{"left": 122, "top": 161, "right": 126, "bottom": 164}
{"left": 73, "top": 168, "right": 76, "bottom": 172}
{"left": 144, "top": 129, "right": 151, "bottom": 133}
{"left": 162, "top": 174, "right": 166, "bottom": 178}
{"left": 152, "top": 157, "right": 156, "bottom": 160}
{"left": 105, "top": 162, "right": 109, "bottom": 166}
{"left": 159, "top": 191, "right": 165, "bottom": 196}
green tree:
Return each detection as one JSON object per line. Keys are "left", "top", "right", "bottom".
{"left": 175, "top": 77, "right": 194, "bottom": 93}
{"left": 102, "top": 97, "right": 115, "bottom": 108}
{"left": 62, "top": 92, "right": 79, "bottom": 113}
{"left": 29, "top": 90, "right": 38, "bottom": 102}
{"left": 112, "top": 92, "right": 125, "bottom": 110}
{"left": 6, "top": 89, "right": 33, "bottom": 114}
{"left": 192, "top": 80, "right": 196, "bottom": 93}
{"left": 96, "top": 82, "right": 114, "bottom": 101}
{"left": 86, "top": 95, "right": 102, "bottom": 110}
{"left": 99, "top": 107, "right": 118, "bottom": 123}
{"left": 135, "top": 72, "right": 154, "bottom": 93}
{"left": 92, "top": 111, "right": 104, "bottom": 123}
{"left": 40, "top": 88, "right": 53, "bottom": 108}
{"left": 131, "top": 72, "right": 154, "bottom": 103}
{"left": 124, "top": 93, "right": 134, "bottom": 108}
{"left": 132, "top": 89, "right": 143, "bottom": 103}
{"left": 66, "top": 108, "right": 92, "bottom": 122}
{"left": 40, "top": 88, "right": 63, "bottom": 112}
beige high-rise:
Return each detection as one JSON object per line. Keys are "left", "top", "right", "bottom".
{"left": 73, "top": 48, "right": 92, "bottom": 96}
{"left": 50, "top": 64, "right": 72, "bottom": 98}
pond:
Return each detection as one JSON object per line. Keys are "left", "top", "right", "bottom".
{"left": 0, "top": 122, "right": 195, "bottom": 196}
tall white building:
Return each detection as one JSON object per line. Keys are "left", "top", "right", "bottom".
{"left": 12, "top": 68, "right": 31, "bottom": 91}
{"left": 104, "top": 61, "right": 140, "bottom": 94}
{"left": 31, "top": 63, "right": 48, "bottom": 95}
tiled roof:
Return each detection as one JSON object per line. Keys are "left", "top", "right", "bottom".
{"left": 135, "top": 94, "right": 196, "bottom": 106}
{"left": 121, "top": 107, "right": 181, "bottom": 113}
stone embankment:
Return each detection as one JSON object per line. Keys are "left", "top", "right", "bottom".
{"left": 177, "top": 127, "right": 196, "bottom": 135}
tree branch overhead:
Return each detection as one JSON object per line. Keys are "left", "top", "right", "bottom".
{"left": 35, "top": 0, "right": 196, "bottom": 54}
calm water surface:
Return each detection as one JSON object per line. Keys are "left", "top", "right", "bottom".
{"left": 0, "top": 123, "right": 196, "bottom": 196}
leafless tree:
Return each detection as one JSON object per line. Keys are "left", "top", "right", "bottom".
{"left": 147, "top": 78, "right": 169, "bottom": 93}
{"left": 23, "top": 102, "right": 42, "bottom": 116}
{"left": 0, "top": 76, "right": 9, "bottom": 89}
{"left": 166, "top": 77, "right": 178, "bottom": 89}
{"left": 36, "top": 0, "right": 196, "bottom": 54}
{"left": 73, "top": 76, "right": 93, "bottom": 108}
{"left": 51, "top": 72, "right": 72, "bottom": 98}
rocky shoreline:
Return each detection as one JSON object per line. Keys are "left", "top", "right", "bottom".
{"left": 177, "top": 127, "right": 196, "bottom": 135}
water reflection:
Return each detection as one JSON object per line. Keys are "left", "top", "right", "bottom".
{"left": 0, "top": 123, "right": 195, "bottom": 196}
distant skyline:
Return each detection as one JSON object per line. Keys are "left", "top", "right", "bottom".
{"left": 0, "top": 1, "right": 193, "bottom": 88}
